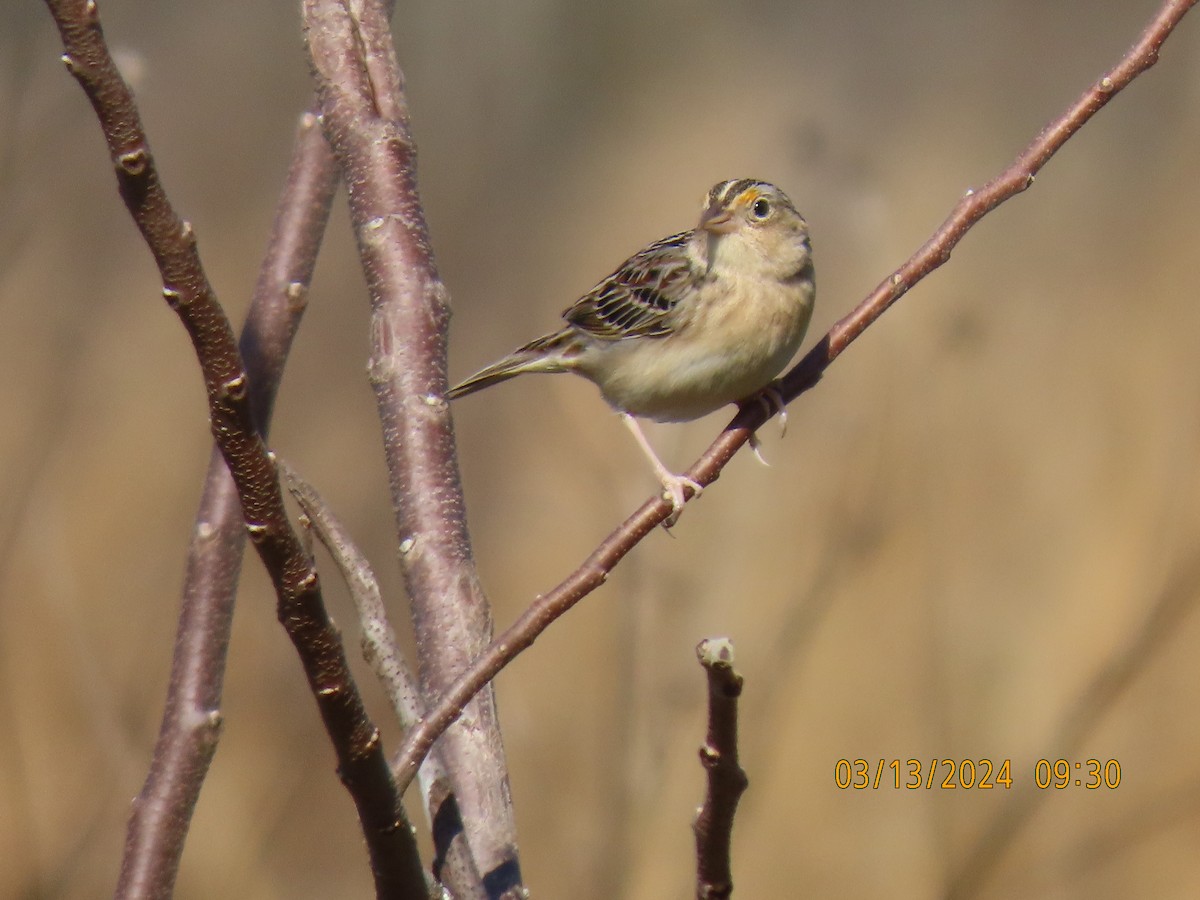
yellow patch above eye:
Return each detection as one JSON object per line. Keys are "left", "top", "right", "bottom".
{"left": 732, "top": 189, "right": 761, "bottom": 208}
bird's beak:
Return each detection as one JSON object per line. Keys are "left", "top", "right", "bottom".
{"left": 700, "top": 203, "right": 737, "bottom": 235}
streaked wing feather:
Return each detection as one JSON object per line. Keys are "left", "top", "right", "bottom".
{"left": 564, "top": 231, "right": 695, "bottom": 340}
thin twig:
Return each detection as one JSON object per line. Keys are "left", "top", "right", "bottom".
{"left": 282, "top": 461, "right": 488, "bottom": 899}
{"left": 391, "top": 0, "right": 1199, "bottom": 793}
{"left": 42, "top": 3, "right": 425, "bottom": 897}
{"left": 693, "top": 639, "right": 749, "bottom": 900}
{"left": 302, "top": 0, "right": 522, "bottom": 892}
{"left": 283, "top": 461, "right": 431, "bottom": 773}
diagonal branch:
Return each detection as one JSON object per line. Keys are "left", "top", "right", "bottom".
{"left": 391, "top": 0, "right": 1199, "bottom": 793}
{"left": 42, "top": 2, "right": 425, "bottom": 896}
{"left": 302, "top": 0, "right": 522, "bottom": 892}
{"left": 115, "top": 105, "right": 336, "bottom": 900}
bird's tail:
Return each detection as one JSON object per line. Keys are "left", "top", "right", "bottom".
{"left": 447, "top": 329, "right": 578, "bottom": 399}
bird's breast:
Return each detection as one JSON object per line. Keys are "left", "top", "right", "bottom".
{"left": 580, "top": 275, "right": 815, "bottom": 422}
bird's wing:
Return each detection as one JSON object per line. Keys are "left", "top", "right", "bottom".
{"left": 563, "top": 231, "right": 697, "bottom": 340}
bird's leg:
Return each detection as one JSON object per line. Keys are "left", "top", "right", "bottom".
{"left": 619, "top": 413, "right": 703, "bottom": 518}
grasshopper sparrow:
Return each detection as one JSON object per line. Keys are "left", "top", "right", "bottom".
{"left": 449, "top": 178, "right": 815, "bottom": 516}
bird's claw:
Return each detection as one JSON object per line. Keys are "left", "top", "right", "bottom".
{"left": 757, "top": 385, "right": 787, "bottom": 438}
{"left": 748, "top": 432, "right": 770, "bottom": 467}
{"left": 745, "top": 385, "right": 787, "bottom": 466}
{"left": 661, "top": 472, "right": 704, "bottom": 527}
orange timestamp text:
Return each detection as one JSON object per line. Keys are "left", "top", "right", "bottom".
{"left": 834, "top": 758, "right": 1122, "bottom": 790}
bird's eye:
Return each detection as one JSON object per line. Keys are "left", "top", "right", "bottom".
{"left": 751, "top": 197, "right": 772, "bottom": 219}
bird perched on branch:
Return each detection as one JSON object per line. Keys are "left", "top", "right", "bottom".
{"left": 448, "top": 178, "right": 815, "bottom": 519}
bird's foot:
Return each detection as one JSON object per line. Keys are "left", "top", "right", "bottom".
{"left": 660, "top": 472, "right": 704, "bottom": 527}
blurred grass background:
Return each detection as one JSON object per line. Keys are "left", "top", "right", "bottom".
{"left": 4, "top": 1, "right": 1200, "bottom": 897}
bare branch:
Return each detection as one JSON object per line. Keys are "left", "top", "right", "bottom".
{"left": 42, "top": 2, "right": 425, "bottom": 896}
{"left": 693, "top": 639, "right": 749, "bottom": 900}
{"left": 115, "top": 106, "right": 335, "bottom": 900}
{"left": 391, "top": 0, "right": 1200, "bottom": 793}
{"left": 284, "top": 461, "right": 428, "bottom": 753}
{"left": 302, "top": 0, "right": 522, "bottom": 892}
{"left": 283, "top": 461, "right": 488, "bottom": 899}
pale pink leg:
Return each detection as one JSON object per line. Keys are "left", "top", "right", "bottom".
{"left": 620, "top": 413, "right": 703, "bottom": 515}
